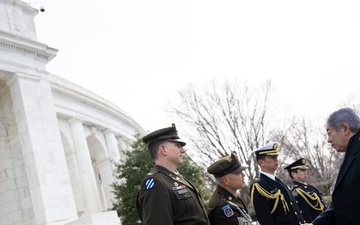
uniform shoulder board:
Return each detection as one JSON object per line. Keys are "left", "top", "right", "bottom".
{"left": 252, "top": 178, "right": 267, "bottom": 188}
{"left": 146, "top": 168, "right": 159, "bottom": 176}
{"left": 251, "top": 179, "right": 260, "bottom": 184}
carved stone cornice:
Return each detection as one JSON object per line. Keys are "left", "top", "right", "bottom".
{"left": 0, "top": 41, "right": 48, "bottom": 60}
{"left": 0, "top": 30, "right": 58, "bottom": 62}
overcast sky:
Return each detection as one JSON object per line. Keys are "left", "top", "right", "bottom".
{"left": 26, "top": 0, "right": 360, "bottom": 132}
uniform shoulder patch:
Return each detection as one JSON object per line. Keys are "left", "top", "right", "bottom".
{"left": 221, "top": 204, "right": 234, "bottom": 217}
{"left": 145, "top": 178, "right": 155, "bottom": 190}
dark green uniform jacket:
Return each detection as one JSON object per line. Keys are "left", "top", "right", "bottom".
{"left": 207, "top": 185, "right": 251, "bottom": 225}
{"left": 291, "top": 181, "right": 327, "bottom": 223}
{"left": 250, "top": 173, "right": 304, "bottom": 225}
{"left": 136, "top": 165, "right": 209, "bottom": 225}
{"left": 313, "top": 131, "right": 360, "bottom": 225}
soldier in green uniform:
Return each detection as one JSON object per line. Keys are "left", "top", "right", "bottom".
{"left": 250, "top": 142, "right": 305, "bottom": 225}
{"left": 284, "top": 158, "right": 327, "bottom": 223}
{"left": 207, "top": 151, "right": 254, "bottom": 225}
{"left": 136, "top": 123, "right": 209, "bottom": 225}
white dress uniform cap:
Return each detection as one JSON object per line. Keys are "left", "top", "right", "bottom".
{"left": 252, "top": 141, "right": 279, "bottom": 157}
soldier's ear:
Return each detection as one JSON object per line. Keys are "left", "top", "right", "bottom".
{"left": 258, "top": 159, "right": 265, "bottom": 167}
{"left": 159, "top": 144, "right": 167, "bottom": 156}
{"left": 222, "top": 175, "right": 230, "bottom": 185}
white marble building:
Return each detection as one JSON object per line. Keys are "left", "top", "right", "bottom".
{"left": 0, "top": 0, "right": 146, "bottom": 224}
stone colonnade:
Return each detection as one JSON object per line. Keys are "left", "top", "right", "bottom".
{"left": 0, "top": 71, "right": 141, "bottom": 225}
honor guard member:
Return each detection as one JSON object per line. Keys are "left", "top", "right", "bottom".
{"left": 250, "top": 142, "right": 305, "bottom": 225}
{"left": 136, "top": 124, "right": 209, "bottom": 225}
{"left": 285, "top": 158, "right": 327, "bottom": 223}
{"left": 207, "top": 151, "right": 254, "bottom": 225}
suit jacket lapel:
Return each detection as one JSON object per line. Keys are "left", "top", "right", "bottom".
{"left": 334, "top": 134, "right": 360, "bottom": 189}
{"left": 261, "top": 174, "right": 285, "bottom": 192}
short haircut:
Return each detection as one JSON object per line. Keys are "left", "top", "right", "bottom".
{"left": 148, "top": 140, "right": 166, "bottom": 160}
{"left": 288, "top": 169, "right": 297, "bottom": 179}
{"left": 256, "top": 154, "right": 273, "bottom": 162}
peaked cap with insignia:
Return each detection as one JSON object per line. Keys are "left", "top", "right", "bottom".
{"left": 207, "top": 151, "right": 248, "bottom": 178}
{"left": 284, "top": 158, "right": 309, "bottom": 171}
{"left": 142, "top": 123, "right": 186, "bottom": 146}
{"left": 252, "top": 141, "right": 279, "bottom": 159}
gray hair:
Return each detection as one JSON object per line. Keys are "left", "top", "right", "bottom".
{"left": 327, "top": 107, "right": 360, "bottom": 133}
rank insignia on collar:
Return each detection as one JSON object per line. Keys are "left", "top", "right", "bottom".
{"left": 222, "top": 204, "right": 234, "bottom": 217}
{"left": 145, "top": 178, "right": 155, "bottom": 190}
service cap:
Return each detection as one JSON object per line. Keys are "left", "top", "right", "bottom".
{"left": 252, "top": 141, "right": 279, "bottom": 158}
{"left": 142, "top": 123, "right": 186, "bottom": 146}
{"left": 207, "top": 151, "right": 248, "bottom": 178}
{"left": 284, "top": 158, "right": 309, "bottom": 171}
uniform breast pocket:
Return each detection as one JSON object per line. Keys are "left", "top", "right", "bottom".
{"left": 173, "top": 188, "right": 200, "bottom": 217}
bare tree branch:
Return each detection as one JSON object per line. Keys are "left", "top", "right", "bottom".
{"left": 169, "top": 78, "right": 284, "bottom": 184}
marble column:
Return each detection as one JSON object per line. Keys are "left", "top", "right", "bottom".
{"left": 68, "top": 117, "right": 102, "bottom": 214}
{"left": 96, "top": 156, "right": 115, "bottom": 209}
{"left": 6, "top": 72, "right": 77, "bottom": 224}
{"left": 103, "top": 130, "right": 122, "bottom": 208}
{"left": 104, "top": 130, "right": 120, "bottom": 163}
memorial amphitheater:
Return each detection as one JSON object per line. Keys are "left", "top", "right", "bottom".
{"left": 0, "top": 0, "right": 146, "bottom": 224}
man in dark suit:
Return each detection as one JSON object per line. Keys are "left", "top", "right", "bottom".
{"left": 136, "top": 124, "right": 209, "bottom": 225}
{"left": 207, "top": 151, "right": 253, "bottom": 225}
{"left": 284, "top": 158, "right": 327, "bottom": 223}
{"left": 312, "top": 108, "right": 360, "bottom": 225}
{"left": 250, "top": 142, "right": 305, "bottom": 225}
